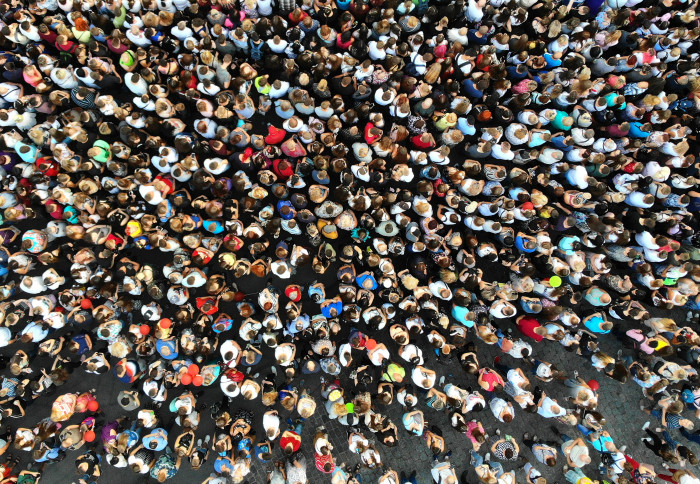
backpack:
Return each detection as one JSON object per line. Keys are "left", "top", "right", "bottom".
{"left": 250, "top": 40, "right": 264, "bottom": 61}
{"left": 56, "top": 41, "right": 76, "bottom": 65}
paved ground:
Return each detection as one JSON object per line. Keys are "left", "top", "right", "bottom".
{"left": 2, "top": 219, "right": 694, "bottom": 484}
{"left": 7, "top": 304, "right": 691, "bottom": 484}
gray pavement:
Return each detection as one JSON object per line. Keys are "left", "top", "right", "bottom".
{"left": 9, "top": 306, "right": 693, "bottom": 484}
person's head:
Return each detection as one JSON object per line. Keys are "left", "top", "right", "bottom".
{"left": 157, "top": 469, "right": 168, "bottom": 483}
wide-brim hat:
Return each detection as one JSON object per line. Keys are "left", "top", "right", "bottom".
{"left": 376, "top": 220, "right": 400, "bottom": 237}
{"left": 312, "top": 170, "right": 330, "bottom": 185}
{"left": 309, "top": 185, "right": 330, "bottom": 204}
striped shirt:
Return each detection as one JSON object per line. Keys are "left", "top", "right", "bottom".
{"left": 71, "top": 87, "right": 96, "bottom": 109}
{"left": 277, "top": 0, "right": 295, "bottom": 11}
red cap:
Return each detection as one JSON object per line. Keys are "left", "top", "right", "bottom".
{"left": 285, "top": 285, "right": 302, "bottom": 302}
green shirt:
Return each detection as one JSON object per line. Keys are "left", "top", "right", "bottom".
{"left": 92, "top": 140, "right": 111, "bottom": 163}
{"left": 255, "top": 76, "right": 271, "bottom": 95}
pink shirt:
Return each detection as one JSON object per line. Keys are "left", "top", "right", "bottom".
{"left": 466, "top": 421, "right": 484, "bottom": 444}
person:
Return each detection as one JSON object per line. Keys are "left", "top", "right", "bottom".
{"left": 285, "top": 455, "right": 307, "bottom": 484}
{"left": 522, "top": 433, "right": 558, "bottom": 467}
{"left": 551, "top": 425, "right": 592, "bottom": 469}
{"left": 431, "top": 453, "right": 457, "bottom": 484}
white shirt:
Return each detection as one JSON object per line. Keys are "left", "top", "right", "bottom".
{"left": 267, "top": 39, "right": 288, "bottom": 53}
{"left": 349, "top": 433, "right": 369, "bottom": 453}
{"left": 411, "top": 367, "right": 436, "bottom": 389}
{"left": 398, "top": 344, "right": 424, "bottom": 365}
{"left": 490, "top": 397, "right": 513, "bottom": 422}
{"left": 368, "top": 346, "right": 390, "bottom": 366}
{"left": 507, "top": 339, "right": 532, "bottom": 359}
{"left": 0, "top": 327, "right": 12, "bottom": 347}
{"left": 263, "top": 412, "right": 280, "bottom": 440}
{"left": 171, "top": 25, "right": 193, "bottom": 41}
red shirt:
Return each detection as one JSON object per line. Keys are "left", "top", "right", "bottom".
{"left": 36, "top": 157, "right": 59, "bottom": 177}
{"left": 280, "top": 430, "right": 301, "bottom": 453}
{"left": 518, "top": 317, "right": 544, "bottom": 342}
{"left": 315, "top": 452, "right": 335, "bottom": 473}
{"left": 411, "top": 135, "right": 434, "bottom": 149}
{"left": 273, "top": 159, "right": 295, "bottom": 179}
{"left": 336, "top": 34, "right": 354, "bottom": 50}
{"left": 479, "top": 368, "right": 504, "bottom": 392}
{"left": 44, "top": 199, "right": 64, "bottom": 219}
{"left": 288, "top": 10, "right": 308, "bottom": 24}
{"left": 364, "top": 123, "right": 381, "bottom": 144}
{"left": 39, "top": 30, "right": 58, "bottom": 44}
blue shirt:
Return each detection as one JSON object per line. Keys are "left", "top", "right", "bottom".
{"left": 451, "top": 305, "right": 474, "bottom": 328}
{"left": 143, "top": 429, "right": 168, "bottom": 452}
{"left": 584, "top": 316, "right": 609, "bottom": 334}
{"left": 355, "top": 273, "right": 378, "bottom": 290}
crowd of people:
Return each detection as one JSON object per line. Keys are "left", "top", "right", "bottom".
{"left": 0, "top": 0, "right": 699, "bottom": 480}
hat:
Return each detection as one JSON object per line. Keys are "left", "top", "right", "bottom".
{"left": 117, "top": 391, "right": 140, "bottom": 411}
{"left": 285, "top": 285, "right": 302, "bottom": 302}
{"left": 315, "top": 201, "right": 343, "bottom": 219}
{"left": 335, "top": 211, "right": 358, "bottom": 231}
{"left": 318, "top": 221, "right": 339, "bottom": 239}
{"left": 376, "top": 220, "right": 400, "bottom": 237}
{"left": 309, "top": 185, "right": 330, "bottom": 204}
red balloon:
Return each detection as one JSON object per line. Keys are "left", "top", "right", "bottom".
{"left": 84, "top": 430, "right": 96, "bottom": 442}
{"left": 87, "top": 401, "right": 99, "bottom": 412}
{"left": 587, "top": 379, "right": 599, "bottom": 391}
{"left": 192, "top": 375, "right": 203, "bottom": 386}
{"left": 159, "top": 318, "right": 172, "bottom": 329}
{"left": 188, "top": 364, "right": 200, "bottom": 375}
{"left": 233, "top": 291, "right": 246, "bottom": 302}
{"left": 180, "top": 373, "right": 192, "bottom": 385}
{"left": 139, "top": 325, "right": 150, "bottom": 335}
{"left": 81, "top": 299, "right": 93, "bottom": 310}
